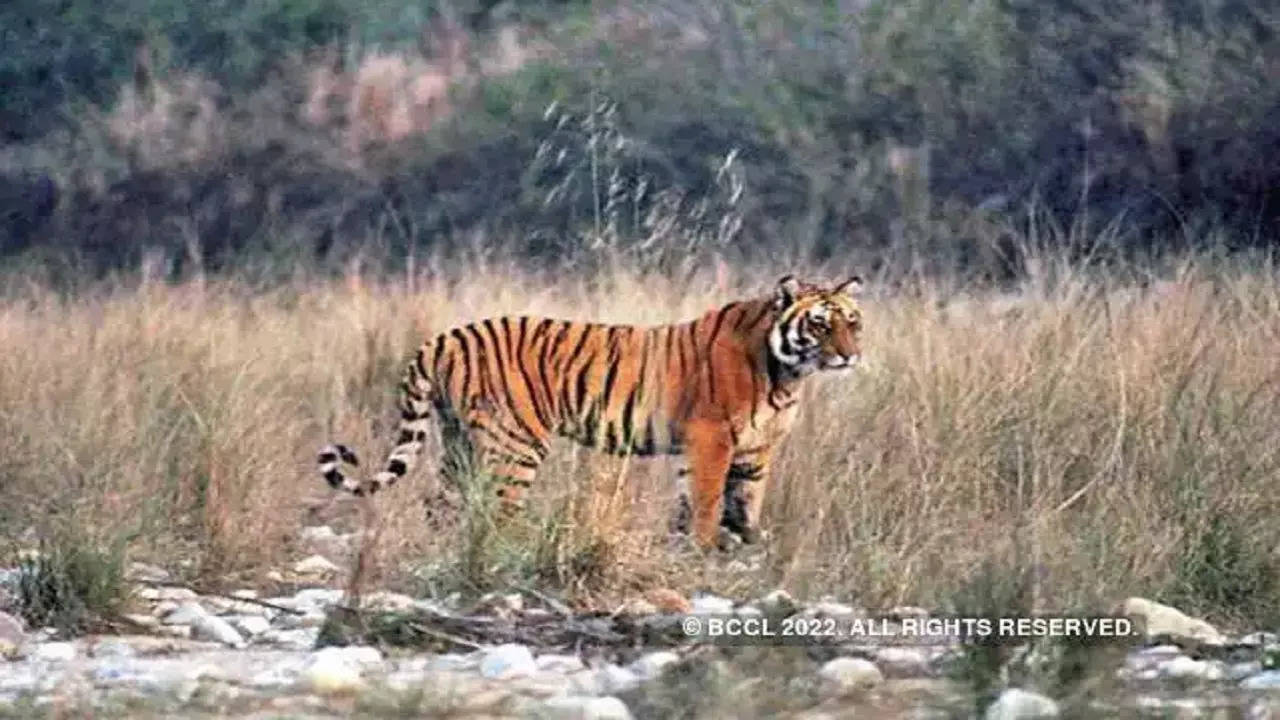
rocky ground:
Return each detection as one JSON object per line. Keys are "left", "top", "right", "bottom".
{"left": 1, "top": 527, "right": 1279, "bottom": 719}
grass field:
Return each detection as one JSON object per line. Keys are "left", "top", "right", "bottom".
{"left": 1, "top": 249, "right": 1277, "bottom": 629}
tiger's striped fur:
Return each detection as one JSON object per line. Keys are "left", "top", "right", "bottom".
{"left": 318, "top": 274, "right": 865, "bottom": 549}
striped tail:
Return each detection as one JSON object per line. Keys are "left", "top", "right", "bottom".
{"left": 317, "top": 346, "right": 437, "bottom": 496}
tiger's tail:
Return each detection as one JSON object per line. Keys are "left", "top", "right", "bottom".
{"left": 318, "top": 344, "right": 437, "bottom": 496}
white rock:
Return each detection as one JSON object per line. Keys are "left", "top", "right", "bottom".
{"left": 154, "top": 587, "right": 199, "bottom": 602}
{"left": 596, "top": 664, "right": 641, "bottom": 694}
{"left": 480, "top": 644, "right": 538, "bottom": 679}
{"left": 334, "top": 645, "right": 383, "bottom": 666}
{"left": 734, "top": 605, "right": 764, "bottom": 619}
{"left": 90, "top": 638, "right": 137, "bottom": 659}
{"left": 818, "top": 657, "right": 883, "bottom": 695}
{"left": 690, "top": 594, "right": 734, "bottom": 615}
{"left": 984, "top": 688, "right": 1061, "bottom": 719}
{"left": 541, "top": 695, "right": 634, "bottom": 720}
{"left": 300, "top": 648, "right": 368, "bottom": 693}
{"left": 1229, "top": 661, "right": 1264, "bottom": 681}
{"left": 1242, "top": 671, "right": 1280, "bottom": 690}
{"left": 475, "top": 592, "right": 525, "bottom": 617}
{"left": 567, "top": 669, "right": 605, "bottom": 695}
{"left": 230, "top": 615, "right": 272, "bottom": 637}
{"left": 755, "top": 589, "right": 798, "bottom": 616}
{"left": 299, "top": 526, "right": 337, "bottom": 543}
{"left": 122, "top": 613, "right": 160, "bottom": 630}
{"left": 126, "top": 563, "right": 171, "bottom": 583}
{"left": 1121, "top": 597, "right": 1225, "bottom": 646}
{"left": 629, "top": 651, "right": 679, "bottom": 680}
{"left": 889, "top": 605, "right": 930, "bottom": 619}
{"left": 191, "top": 614, "right": 246, "bottom": 648}
{"left": 293, "top": 555, "right": 340, "bottom": 576}
{"left": 33, "top": 642, "right": 77, "bottom": 662}
{"left": 811, "top": 601, "right": 857, "bottom": 618}
{"left": 428, "top": 652, "right": 481, "bottom": 672}
{"left": 874, "top": 647, "right": 932, "bottom": 675}
{"left": 363, "top": 591, "right": 417, "bottom": 612}
{"left": 292, "top": 588, "right": 345, "bottom": 608}
{"left": 0, "top": 611, "right": 25, "bottom": 655}
{"left": 162, "top": 602, "right": 209, "bottom": 626}
{"left": 537, "top": 654, "right": 586, "bottom": 673}
{"left": 1239, "top": 632, "right": 1280, "bottom": 647}
{"left": 1157, "top": 655, "right": 1224, "bottom": 681}
{"left": 258, "top": 628, "right": 320, "bottom": 650}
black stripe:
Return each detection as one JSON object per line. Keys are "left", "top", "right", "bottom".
{"left": 465, "top": 324, "right": 492, "bottom": 402}
{"left": 452, "top": 328, "right": 472, "bottom": 398}
{"left": 548, "top": 321, "right": 573, "bottom": 372}
{"left": 599, "top": 330, "right": 624, "bottom": 421}
{"left": 641, "top": 416, "right": 657, "bottom": 455}
{"left": 387, "top": 458, "right": 407, "bottom": 476}
{"left": 564, "top": 324, "right": 595, "bottom": 371}
{"left": 535, "top": 320, "right": 559, "bottom": 419}
{"left": 620, "top": 330, "right": 652, "bottom": 448}
{"left": 470, "top": 420, "right": 542, "bottom": 464}
{"left": 604, "top": 421, "right": 619, "bottom": 454}
{"left": 482, "top": 319, "right": 545, "bottom": 444}
{"left": 513, "top": 317, "right": 552, "bottom": 432}
{"left": 432, "top": 334, "right": 448, "bottom": 371}
{"left": 572, "top": 351, "right": 597, "bottom": 418}
{"left": 737, "top": 301, "right": 771, "bottom": 331}
{"left": 416, "top": 346, "right": 431, "bottom": 383}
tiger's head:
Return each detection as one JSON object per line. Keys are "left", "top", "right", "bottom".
{"left": 767, "top": 274, "right": 865, "bottom": 377}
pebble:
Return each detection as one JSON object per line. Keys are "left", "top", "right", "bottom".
{"left": 229, "top": 615, "right": 272, "bottom": 637}
{"left": 1241, "top": 671, "right": 1280, "bottom": 689}
{"left": 33, "top": 642, "right": 77, "bottom": 663}
{"left": 984, "top": 688, "right": 1061, "bottom": 719}
{"left": 1157, "top": 655, "right": 1224, "bottom": 681}
{"left": 190, "top": 614, "right": 246, "bottom": 648}
{"left": 541, "top": 695, "right": 634, "bottom": 720}
{"left": 162, "top": 602, "right": 209, "bottom": 626}
{"left": 537, "top": 654, "right": 587, "bottom": 673}
{"left": 595, "top": 664, "right": 641, "bottom": 694}
{"left": 479, "top": 644, "right": 538, "bottom": 679}
{"left": 299, "top": 647, "right": 373, "bottom": 694}
{"left": 689, "top": 594, "right": 734, "bottom": 615}
{"left": 0, "top": 571, "right": 1276, "bottom": 717}
{"left": 817, "top": 657, "right": 883, "bottom": 695}
{"left": 756, "top": 589, "right": 798, "bottom": 616}
{"left": 292, "top": 555, "right": 341, "bottom": 576}
{"left": 629, "top": 650, "right": 679, "bottom": 680}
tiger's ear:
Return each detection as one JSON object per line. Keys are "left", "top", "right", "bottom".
{"left": 774, "top": 275, "right": 801, "bottom": 308}
{"left": 835, "top": 275, "right": 864, "bottom": 299}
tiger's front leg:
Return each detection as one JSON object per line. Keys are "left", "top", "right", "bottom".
{"left": 682, "top": 418, "right": 735, "bottom": 550}
{"left": 725, "top": 446, "right": 776, "bottom": 545}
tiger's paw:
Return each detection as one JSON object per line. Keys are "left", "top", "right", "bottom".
{"left": 736, "top": 525, "right": 770, "bottom": 545}
{"left": 717, "top": 527, "right": 746, "bottom": 553}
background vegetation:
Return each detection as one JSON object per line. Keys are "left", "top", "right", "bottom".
{"left": 1, "top": 0, "right": 1277, "bottom": 279}
{"left": 1, "top": 0, "right": 1278, "bottom": 635}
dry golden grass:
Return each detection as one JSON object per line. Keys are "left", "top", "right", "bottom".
{"left": 1, "top": 254, "right": 1277, "bottom": 625}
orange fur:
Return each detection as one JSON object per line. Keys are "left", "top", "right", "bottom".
{"left": 318, "top": 275, "right": 865, "bottom": 549}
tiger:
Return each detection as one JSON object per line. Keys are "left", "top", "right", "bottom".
{"left": 317, "top": 274, "right": 865, "bottom": 550}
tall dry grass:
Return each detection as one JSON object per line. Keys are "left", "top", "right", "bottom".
{"left": 1, "top": 252, "right": 1277, "bottom": 625}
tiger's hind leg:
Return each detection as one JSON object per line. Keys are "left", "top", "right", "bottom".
{"left": 464, "top": 411, "right": 552, "bottom": 519}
